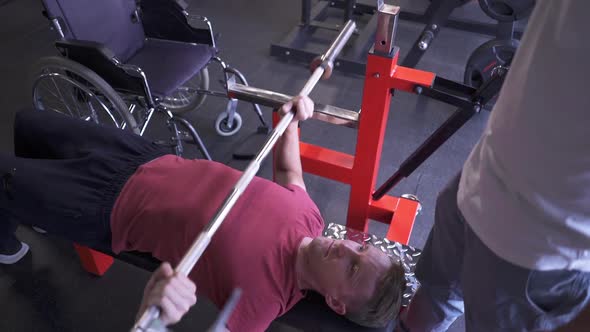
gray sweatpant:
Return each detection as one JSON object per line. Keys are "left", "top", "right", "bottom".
{"left": 400, "top": 174, "right": 590, "bottom": 332}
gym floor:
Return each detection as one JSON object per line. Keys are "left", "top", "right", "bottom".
{"left": 0, "top": 0, "right": 507, "bottom": 331}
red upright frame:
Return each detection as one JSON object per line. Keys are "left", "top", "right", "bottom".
{"left": 277, "top": 50, "right": 435, "bottom": 244}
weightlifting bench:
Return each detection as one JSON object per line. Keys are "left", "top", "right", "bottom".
{"left": 75, "top": 223, "right": 421, "bottom": 331}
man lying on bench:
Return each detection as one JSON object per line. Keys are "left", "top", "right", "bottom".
{"left": 0, "top": 96, "right": 406, "bottom": 331}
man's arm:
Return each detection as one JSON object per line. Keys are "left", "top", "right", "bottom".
{"left": 136, "top": 262, "right": 197, "bottom": 326}
{"left": 274, "top": 96, "right": 314, "bottom": 190}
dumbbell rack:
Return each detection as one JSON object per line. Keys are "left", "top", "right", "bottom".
{"left": 270, "top": 0, "right": 378, "bottom": 75}
{"left": 399, "top": 0, "right": 530, "bottom": 68}
{"left": 270, "top": 0, "right": 529, "bottom": 75}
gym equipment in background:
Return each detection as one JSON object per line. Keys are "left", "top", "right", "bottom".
{"left": 270, "top": 0, "right": 533, "bottom": 78}
{"left": 270, "top": 0, "right": 373, "bottom": 75}
{"left": 402, "top": 0, "right": 534, "bottom": 68}
{"left": 462, "top": 0, "right": 534, "bottom": 95}
{"left": 402, "top": 0, "right": 534, "bottom": 107}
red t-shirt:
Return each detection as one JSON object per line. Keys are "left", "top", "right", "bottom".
{"left": 110, "top": 155, "right": 324, "bottom": 331}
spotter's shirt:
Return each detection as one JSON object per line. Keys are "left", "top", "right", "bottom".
{"left": 110, "top": 155, "right": 324, "bottom": 331}
{"left": 458, "top": 1, "right": 590, "bottom": 271}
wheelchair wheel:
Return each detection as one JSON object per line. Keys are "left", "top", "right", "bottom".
{"left": 214, "top": 111, "right": 242, "bottom": 137}
{"left": 160, "top": 67, "right": 210, "bottom": 114}
{"left": 30, "top": 56, "right": 139, "bottom": 134}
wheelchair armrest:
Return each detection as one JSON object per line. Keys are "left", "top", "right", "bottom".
{"left": 55, "top": 40, "right": 147, "bottom": 97}
{"left": 172, "top": 0, "right": 189, "bottom": 10}
{"left": 56, "top": 39, "right": 118, "bottom": 64}
{"left": 140, "top": 0, "right": 216, "bottom": 47}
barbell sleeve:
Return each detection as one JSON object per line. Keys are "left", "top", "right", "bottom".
{"left": 321, "top": 20, "right": 356, "bottom": 66}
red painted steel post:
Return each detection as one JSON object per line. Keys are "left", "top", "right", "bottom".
{"left": 385, "top": 198, "right": 420, "bottom": 244}
{"left": 346, "top": 51, "right": 400, "bottom": 232}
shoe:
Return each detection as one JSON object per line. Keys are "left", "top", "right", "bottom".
{"left": 0, "top": 239, "right": 30, "bottom": 264}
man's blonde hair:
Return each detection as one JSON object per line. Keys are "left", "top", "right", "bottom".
{"left": 345, "top": 257, "right": 406, "bottom": 327}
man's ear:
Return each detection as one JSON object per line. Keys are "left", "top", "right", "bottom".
{"left": 325, "top": 295, "right": 347, "bottom": 315}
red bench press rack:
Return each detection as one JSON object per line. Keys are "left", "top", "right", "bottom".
{"left": 276, "top": 3, "right": 434, "bottom": 242}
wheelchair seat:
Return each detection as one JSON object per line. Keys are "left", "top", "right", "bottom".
{"left": 127, "top": 39, "right": 215, "bottom": 97}
{"left": 42, "top": 0, "right": 215, "bottom": 98}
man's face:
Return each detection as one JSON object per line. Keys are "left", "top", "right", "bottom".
{"left": 304, "top": 237, "right": 392, "bottom": 312}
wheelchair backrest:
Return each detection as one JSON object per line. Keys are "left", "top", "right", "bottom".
{"left": 41, "top": 0, "right": 145, "bottom": 62}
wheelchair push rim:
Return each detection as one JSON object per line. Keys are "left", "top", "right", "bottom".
{"left": 160, "top": 67, "right": 209, "bottom": 114}
{"left": 30, "top": 56, "right": 139, "bottom": 134}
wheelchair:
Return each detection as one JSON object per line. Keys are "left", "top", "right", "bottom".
{"left": 30, "top": 0, "right": 268, "bottom": 159}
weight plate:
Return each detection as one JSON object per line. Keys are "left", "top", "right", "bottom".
{"left": 464, "top": 38, "right": 517, "bottom": 88}
{"left": 478, "top": 0, "right": 535, "bottom": 21}
{"left": 464, "top": 38, "right": 518, "bottom": 107}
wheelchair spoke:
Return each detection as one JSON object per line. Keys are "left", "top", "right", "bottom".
{"left": 41, "top": 80, "right": 71, "bottom": 115}
{"left": 168, "top": 87, "right": 194, "bottom": 107}
{"left": 41, "top": 81, "right": 61, "bottom": 101}
{"left": 49, "top": 76, "right": 74, "bottom": 117}
{"left": 87, "top": 101, "right": 100, "bottom": 124}
{"left": 69, "top": 87, "right": 83, "bottom": 119}
{"left": 32, "top": 57, "right": 140, "bottom": 135}
{"left": 180, "top": 92, "right": 190, "bottom": 104}
{"left": 160, "top": 68, "right": 208, "bottom": 112}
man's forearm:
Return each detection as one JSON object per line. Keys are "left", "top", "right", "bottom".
{"left": 274, "top": 122, "right": 304, "bottom": 187}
